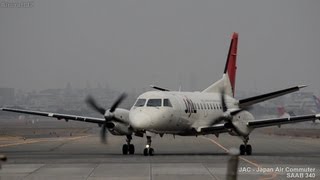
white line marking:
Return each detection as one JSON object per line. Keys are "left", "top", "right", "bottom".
{"left": 201, "top": 136, "right": 277, "bottom": 179}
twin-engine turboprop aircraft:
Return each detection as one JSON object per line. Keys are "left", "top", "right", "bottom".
{"left": 2, "top": 33, "right": 319, "bottom": 156}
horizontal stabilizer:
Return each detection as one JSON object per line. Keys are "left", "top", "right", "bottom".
{"left": 150, "top": 85, "right": 170, "bottom": 91}
{"left": 239, "top": 85, "right": 307, "bottom": 108}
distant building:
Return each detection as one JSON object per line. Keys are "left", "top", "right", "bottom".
{"left": 0, "top": 88, "right": 14, "bottom": 106}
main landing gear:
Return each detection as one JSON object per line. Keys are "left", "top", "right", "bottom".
{"left": 122, "top": 135, "right": 135, "bottom": 155}
{"left": 143, "top": 136, "right": 154, "bottom": 156}
{"left": 121, "top": 135, "right": 154, "bottom": 156}
{"left": 239, "top": 137, "right": 252, "bottom": 155}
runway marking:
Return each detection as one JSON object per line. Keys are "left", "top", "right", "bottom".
{"left": 0, "top": 135, "right": 91, "bottom": 148}
{"left": 0, "top": 139, "right": 44, "bottom": 148}
{"left": 202, "top": 163, "right": 221, "bottom": 180}
{"left": 201, "top": 136, "right": 278, "bottom": 180}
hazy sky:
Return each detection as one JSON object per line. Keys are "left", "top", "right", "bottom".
{"left": 1, "top": 0, "right": 319, "bottom": 95}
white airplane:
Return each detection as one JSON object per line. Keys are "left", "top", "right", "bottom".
{"left": 1, "top": 33, "right": 319, "bottom": 156}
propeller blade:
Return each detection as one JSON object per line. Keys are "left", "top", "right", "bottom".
{"left": 230, "top": 106, "right": 252, "bottom": 116}
{"left": 212, "top": 88, "right": 235, "bottom": 124}
{"left": 110, "top": 93, "right": 127, "bottom": 112}
{"left": 86, "top": 95, "right": 106, "bottom": 115}
{"left": 230, "top": 109, "right": 243, "bottom": 116}
{"left": 100, "top": 124, "right": 107, "bottom": 144}
{"left": 220, "top": 88, "right": 228, "bottom": 112}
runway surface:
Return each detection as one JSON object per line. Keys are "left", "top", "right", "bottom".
{"left": 0, "top": 131, "right": 319, "bottom": 180}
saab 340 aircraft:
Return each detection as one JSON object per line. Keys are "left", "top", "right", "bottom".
{"left": 2, "top": 33, "right": 319, "bottom": 156}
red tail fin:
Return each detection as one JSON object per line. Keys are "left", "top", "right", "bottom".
{"left": 277, "top": 106, "right": 286, "bottom": 117}
{"left": 202, "top": 32, "right": 238, "bottom": 96}
{"left": 224, "top": 32, "right": 238, "bottom": 96}
{"left": 312, "top": 95, "right": 320, "bottom": 112}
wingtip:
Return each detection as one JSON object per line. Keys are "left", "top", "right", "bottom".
{"left": 298, "top": 85, "right": 308, "bottom": 89}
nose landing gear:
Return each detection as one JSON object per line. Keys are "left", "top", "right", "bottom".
{"left": 239, "top": 137, "right": 252, "bottom": 155}
{"left": 122, "top": 135, "right": 135, "bottom": 155}
{"left": 143, "top": 136, "right": 154, "bottom": 156}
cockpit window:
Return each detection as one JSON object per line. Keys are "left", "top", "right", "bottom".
{"left": 163, "top": 99, "right": 172, "bottom": 107}
{"left": 134, "top": 99, "right": 146, "bottom": 107}
{"left": 147, "top": 99, "right": 162, "bottom": 107}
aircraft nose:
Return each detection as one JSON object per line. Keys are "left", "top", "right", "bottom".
{"left": 130, "top": 112, "right": 151, "bottom": 130}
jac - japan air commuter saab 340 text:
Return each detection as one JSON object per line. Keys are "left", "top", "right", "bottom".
{"left": 2, "top": 33, "right": 319, "bottom": 156}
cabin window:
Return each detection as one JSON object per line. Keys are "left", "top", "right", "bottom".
{"left": 193, "top": 103, "right": 197, "bottom": 113}
{"left": 147, "top": 99, "right": 162, "bottom": 107}
{"left": 163, "top": 99, "right": 173, "bottom": 107}
{"left": 134, "top": 99, "right": 146, "bottom": 107}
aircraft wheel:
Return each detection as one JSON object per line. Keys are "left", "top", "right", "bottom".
{"left": 143, "top": 148, "right": 149, "bottom": 156}
{"left": 129, "top": 144, "right": 135, "bottom": 155}
{"left": 239, "top": 144, "right": 246, "bottom": 155}
{"left": 149, "top": 148, "right": 154, "bottom": 156}
{"left": 246, "top": 145, "right": 252, "bottom": 155}
{"left": 122, "top": 144, "right": 128, "bottom": 155}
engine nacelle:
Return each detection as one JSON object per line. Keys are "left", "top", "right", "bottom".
{"left": 106, "top": 108, "right": 131, "bottom": 136}
{"left": 108, "top": 122, "right": 132, "bottom": 136}
{"left": 113, "top": 108, "right": 130, "bottom": 124}
{"left": 228, "top": 111, "right": 254, "bottom": 137}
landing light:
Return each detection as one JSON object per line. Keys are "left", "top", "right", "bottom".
{"left": 146, "top": 145, "right": 150, "bottom": 148}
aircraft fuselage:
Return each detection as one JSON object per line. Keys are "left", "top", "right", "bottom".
{"left": 129, "top": 91, "right": 254, "bottom": 135}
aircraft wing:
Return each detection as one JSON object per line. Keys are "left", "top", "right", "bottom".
{"left": 239, "top": 85, "right": 306, "bottom": 108}
{"left": 247, "top": 114, "right": 320, "bottom": 128}
{"left": 1, "top": 108, "right": 106, "bottom": 125}
{"left": 199, "top": 113, "right": 320, "bottom": 135}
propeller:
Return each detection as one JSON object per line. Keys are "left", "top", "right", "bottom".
{"left": 85, "top": 93, "right": 127, "bottom": 144}
{"left": 220, "top": 88, "right": 228, "bottom": 113}
{"left": 110, "top": 93, "right": 127, "bottom": 113}
{"left": 86, "top": 96, "right": 106, "bottom": 115}
{"left": 215, "top": 88, "right": 250, "bottom": 124}
{"left": 100, "top": 124, "right": 107, "bottom": 144}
